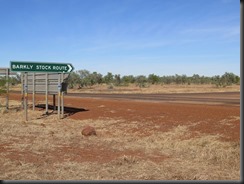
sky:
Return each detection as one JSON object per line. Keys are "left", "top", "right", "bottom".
{"left": 0, "top": 0, "right": 240, "bottom": 77}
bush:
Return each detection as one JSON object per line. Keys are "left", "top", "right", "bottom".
{"left": 0, "top": 78, "right": 7, "bottom": 95}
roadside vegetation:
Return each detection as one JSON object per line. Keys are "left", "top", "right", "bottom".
{"left": 0, "top": 75, "right": 20, "bottom": 93}
{"left": 0, "top": 75, "right": 20, "bottom": 108}
{"left": 1, "top": 71, "right": 240, "bottom": 92}
{"left": 66, "top": 70, "right": 240, "bottom": 89}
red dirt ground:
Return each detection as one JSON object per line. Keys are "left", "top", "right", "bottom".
{"left": 0, "top": 92, "right": 240, "bottom": 180}
{"left": 9, "top": 93, "right": 240, "bottom": 142}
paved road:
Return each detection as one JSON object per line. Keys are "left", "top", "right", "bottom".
{"left": 67, "top": 91, "right": 240, "bottom": 106}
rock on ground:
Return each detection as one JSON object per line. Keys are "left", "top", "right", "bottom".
{"left": 81, "top": 125, "right": 97, "bottom": 136}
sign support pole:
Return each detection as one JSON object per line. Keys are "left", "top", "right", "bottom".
{"left": 5, "top": 68, "right": 9, "bottom": 110}
{"left": 32, "top": 73, "right": 35, "bottom": 111}
{"left": 61, "top": 92, "right": 64, "bottom": 118}
{"left": 61, "top": 73, "right": 64, "bottom": 118}
{"left": 24, "top": 72, "right": 28, "bottom": 121}
{"left": 45, "top": 73, "right": 48, "bottom": 115}
{"left": 21, "top": 73, "right": 24, "bottom": 109}
{"left": 53, "top": 94, "right": 56, "bottom": 111}
{"left": 58, "top": 74, "right": 61, "bottom": 119}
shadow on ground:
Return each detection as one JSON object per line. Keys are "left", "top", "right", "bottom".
{"left": 35, "top": 104, "right": 89, "bottom": 118}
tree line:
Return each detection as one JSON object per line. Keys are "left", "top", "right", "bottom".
{"left": 0, "top": 70, "right": 240, "bottom": 94}
{"left": 66, "top": 70, "right": 240, "bottom": 89}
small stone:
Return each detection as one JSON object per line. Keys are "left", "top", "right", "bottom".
{"left": 81, "top": 125, "right": 97, "bottom": 136}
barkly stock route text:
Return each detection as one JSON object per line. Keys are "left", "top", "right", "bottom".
{"left": 10, "top": 61, "right": 74, "bottom": 73}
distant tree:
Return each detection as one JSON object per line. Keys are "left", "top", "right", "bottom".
{"left": 192, "top": 74, "right": 200, "bottom": 84}
{"left": 103, "top": 72, "right": 114, "bottom": 84}
{"left": 175, "top": 74, "right": 182, "bottom": 84}
{"left": 235, "top": 75, "right": 240, "bottom": 84}
{"left": 148, "top": 74, "right": 160, "bottom": 84}
{"left": 77, "top": 69, "right": 92, "bottom": 87}
{"left": 67, "top": 71, "right": 81, "bottom": 89}
{"left": 114, "top": 74, "right": 121, "bottom": 86}
{"left": 160, "top": 76, "right": 174, "bottom": 84}
{"left": 90, "top": 72, "right": 103, "bottom": 85}
{"left": 221, "top": 72, "right": 237, "bottom": 86}
{"left": 95, "top": 72, "right": 103, "bottom": 84}
{"left": 212, "top": 75, "right": 222, "bottom": 87}
{"left": 200, "top": 76, "right": 206, "bottom": 84}
{"left": 186, "top": 76, "right": 192, "bottom": 85}
{"left": 136, "top": 75, "right": 148, "bottom": 88}
{"left": 181, "top": 74, "right": 187, "bottom": 84}
{"left": 121, "top": 75, "right": 135, "bottom": 85}
{"left": 203, "top": 76, "right": 212, "bottom": 84}
{"left": 210, "top": 72, "right": 240, "bottom": 87}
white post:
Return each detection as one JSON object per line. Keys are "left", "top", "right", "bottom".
{"left": 21, "top": 73, "right": 24, "bottom": 109}
{"left": 45, "top": 73, "right": 48, "bottom": 115}
{"left": 24, "top": 73, "right": 28, "bottom": 121}
{"left": 5, "top": 68, "right": 9, "bottom": 110}
{"left": 61, "top": 73, "right": 64, "bottom": 118}
{"left": 32, "top": 73, "right": 35, "bottom": 111}
{"left": 58, "top": 74, "right": 61, "bottom": 119}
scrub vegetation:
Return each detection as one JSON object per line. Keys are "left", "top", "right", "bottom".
{"left": 66, "top": 70, "right": 240, "bottom": 89}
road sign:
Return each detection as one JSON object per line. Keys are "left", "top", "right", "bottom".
{"left": 21, "top": 72, "right": 69, "bottom": 120}
{"left": 22, "top": 73, "right": 69, "bottom": 94}
{"left": 10, "top": 61, "right": 74, "bottom": 73}
{"left": 0, "top": 68, "right": 17, "bottom": 75}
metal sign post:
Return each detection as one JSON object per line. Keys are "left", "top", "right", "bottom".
{"left": 21, "top": 73, "right": 24, "bottom": 109}
{"left": 61, "top": 73, "right": 64, "bottom": 118}
{"left": 53, "top": 94, "right": 56, "bottom": 111}
{"left": 61, "top": 91, "right": 64, "bottom": 118}
{"left": 5, "top": 68, "right": 9, "bottom": 109}
{"left": 58, "top": 74, "right": 61, "bottom": 119}
{"left": 32, "top": 73, "right": 35, "bottom": 111}
{"left": 45, "top": 73, "right": 48, "bottom": 115}
{"left": 24, "top": 73, "right": 28, "bottom": 121}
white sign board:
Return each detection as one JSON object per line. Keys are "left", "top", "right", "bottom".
{"left": 21, "top": 73, "right": 69, "bottom": 94}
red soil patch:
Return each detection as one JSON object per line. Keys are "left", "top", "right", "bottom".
{"left": 9, "top": 93, "right": 240, "bottom": 142}
{"left": 0, "top": 143, "right": 168, "bottom": 164}
{"left": 0, "top": 92, "right": 239, "bottom": 169}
